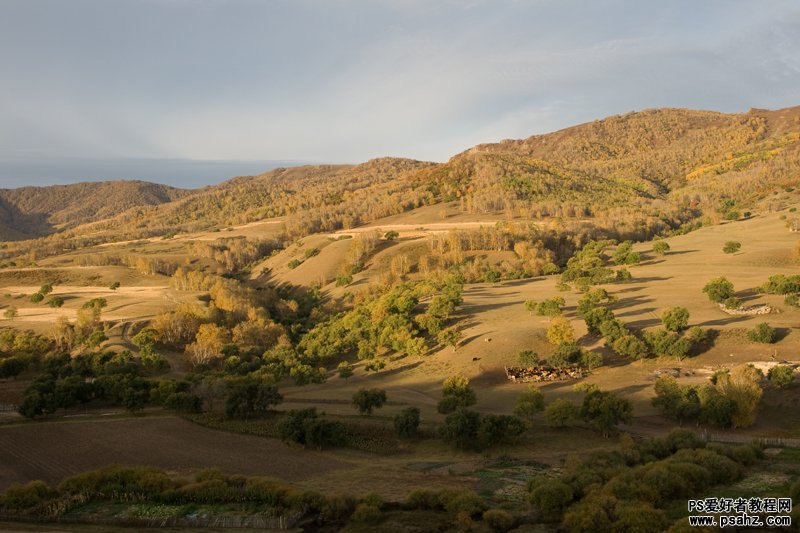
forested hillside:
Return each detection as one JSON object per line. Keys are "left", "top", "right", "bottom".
{"left": 2, "top": 106, "right": 799, "bottom": 252}
{"left": 0, "top": 180, "right": 193, "bottom": 240}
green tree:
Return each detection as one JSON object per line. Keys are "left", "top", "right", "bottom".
{"left": 703, "top": 277, "right": 735, "bottom": 303}
{"left": 517, "top": 350, "right": 539, "bottom": 367}
{"left": 337, "top": 361, "right": 354, "bottom": 380}
{"left": 109, "top": 281, "right": 121, "bottom": 290}
{"left": 39, "top": 284, "right": 53, "bottom": 296}
{"left": 545, "top": 398, "right": 579, "bottom": 427}
{"left": 652, "top": 241, "right": 671, "bottom": 255}
{"left": 661, "top": 307, "right": 690, "bottom": 332}
{"left": 478, "top": 414, "right": 526, "bottom": 448}
{"left": 439, "top": 408, "right": 481, "bottom": 450}
{"left": 723, "top": 241, "right": 741, "bottom": 254}
{"left": 580, "top": 389, "right": 633, "bottom": 437}
{"left": 394, "top": 407, "right": 421, "bottom": 439}
{"left": 747, "top": 322, "right": 776, "bottom": 344}
{"left": 714, "top": 365, "right": 763, "bottom": 428}
{"left": 438, "top": 327, "right": 462, "bottom": 351}
{"left": 225, "top": 379, "right": 282, "bottom": 419}
{"left": 437, "top": 376, "right": 477, "bottom": 414}
{"left": 384, "top": 230, "right": 399, "bottom": 240}
{"left": 351, "top": 388, "right": 387, "bottom": 415}
{"left": 29, "top": 292, "right": 44, "bottom": 303}
{"left": 768, "top": 365, "right": 794, "bottom": 388}
{"left": 612, "top": 334, "right": 649, "bottom": 359}
{"left": 46, "top": 296, "right": 64, "bottom": 308}
{"left": 513, "top": 385, "right": 545, "bottom": 422}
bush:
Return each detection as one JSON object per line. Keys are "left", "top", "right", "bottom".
{"left": 335, "top": 274, "right": 353, "bottom": 287}
{"left": 29, "top": 292, "right": 44, "bottom": 303}
{"left": 529, "top": 481, "right": 573, "bottom": 519}
{"left": 478, "top": 414, "right": 526, "bottom": 448}
{"left": 437, "top": 376, "right": 477, "bottom": 414}
{"left": 350, "top": 503, "right": 382, "bottom": 524}
{"left": 703, "top": 277, "right": 735, "bottom": 303}
{"left": 612, "top": 334, "right": 649, "bottom": 359}
{"left": 482, "top": 508, "right": 515, "bottom": 532}
{"left": 747, "top": 322, "right": 776, "bottom": 344}
{"left": 2, "top": 480, "right": 52, "bottom": 509}
{"left": 287, "top": 259, "right": 302, "bottom": 269}
{"left": 722, "top": 296, "right": 741, "bottom": 309}
{"left": 351, "top": 388, "right": 387, "bottom": 415}
{"left": 394, "top": 407, "right": 421, "bottom": 439}
{"left": 652, "top": 241, "right": 670, "bottom": 255}
{"left": 548, "top": 343, "right": 583, "bottom": 368}
{"left": 545, "top": 399, "right": 579, "bottom": 427}
{"left": 517, "top": 349, "right": 539, "bottom": 367}
{"left": 768, "top": 365, "right": 794, "bottom": 388}
{"left": 723, "top": 241, "right": 741, "bottom": 254}
{"left": 47, "top": 296, "right": 64, "bottom": 308}
{"left": 439, "top": 408, "right": 481, "bottom": 450}
{"left": 661, "top": 307, "right": 689, "bottom": 332}
{"left": 514, "top": 386, "right": 544, "bottom": 421}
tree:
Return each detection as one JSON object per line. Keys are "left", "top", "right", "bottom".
{"left": 3, "top": 307, "right": 17, "bottom": 320}
{"left": 580, "top": 389, "right": 633, "bottom": 437}
{"left": 439, "top": 408, "right": 481, "bottom": 450}
{"left": 29, "top": 292, "right": 44, "bottom": 303}
{"left": 109, "top": 281, "right": 121, "bottom": 290}
{"left": 394, "top": 407, "right": 421, "bottom": 439}
{"left": 478, "top": 414, "right": 526, "bottom": 448}
{"left": 517, "top": 350, "right": 539, "bottom": 367}
{"left": 384, "top": 230, "right": 399, "bottom": 240}
{"left": 437, "top": 376, "right": 477, "bottom": 413}
{"left": 545, "top": 398, "right": 579, "bottom": 427}
{"left": 438, "top": 327, "right": 462, "bottom": 351}
{"left": 652, "top": 241, "right": 670, "bottom": 255}
{"left": 723, "top": 241, "right": 741, "bottom": 254}
{"left": 714, "top": 365, "right": 763, "bottom": 428}
{"left": 47, "top": 296, "right": 64, "bottom": 308}
{"left": 186, "top": 323, "right": 230, "bottom": 367}
{"left": 84, "top": 330, "right": 107, "bottom": 349}
{"left": 225, "top": 378, "right": 282, "bottom": 419}
{"left": 514, "top": 386, "right": 545, "bottom": 422}
{"left": 661, "top": 307, "right": 689, "bottom": 332}
{"left": 768, "top": 365, "right": 794, "bottom": 388}
{"left": 337, "top": 361, "right": 353, "bottom": 380}
{"left": 612, "top": 334, "right": 649, "bottom": 359}
{"left": 39, "top": 284, "right": 53, "bottom": 296}
{"left": 747, "top": 322, "right": 776, "bottom": 344}
{"left": 352, "top": 388, "right": 387, "bottom": 415}
{"left": 703, "top": 277, "right": 735, "bottom": 303}
{"left": 547, "top": 317, "right": 575, "bottom": 346}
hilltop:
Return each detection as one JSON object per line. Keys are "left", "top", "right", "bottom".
{"left": 0, "top": 180, "right": 193, "bottom": 240}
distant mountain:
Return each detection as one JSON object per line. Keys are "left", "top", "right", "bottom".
{"left": 3, "top": 105, "right": 799, "bottom": 245}
{"left": 0, "top": 180, "right": 193, "bottom": 240}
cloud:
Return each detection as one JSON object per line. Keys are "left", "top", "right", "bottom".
{"left": 0, "top": 0, "right": 798, "bottom": 185}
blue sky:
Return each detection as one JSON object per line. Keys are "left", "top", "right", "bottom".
{"left": 1, "top": 0, "right": 798, "bottom": 187}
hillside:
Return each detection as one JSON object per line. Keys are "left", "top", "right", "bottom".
{"left": 0, "top": 180, "right": 193, "bottom": 240}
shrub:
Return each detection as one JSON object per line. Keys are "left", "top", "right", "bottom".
{"left": 513, "top": 386, "right": 544, "bottom": 421}
{"left": 580, "top": 350, "right": 604, "bottom": 369}
{"left": 384, "top": 230, "right": 399, "bottom": 240}
{"left": 723, "top": 241, "right": 741, "bottom": 254}
{"left": 768, "top": 365, "right": 794, "bottom": 388}
{"left": 703, "top": 277, "right": 734, "bottom": 303}
{"left": 109, "top": 281, "right": 121, "bottom": 290}
{"left": 287, "top": 259, "right": 302, "bottom": 269}
{"left": 394, "top": 407, "right": 421, "bottom": 439}
{"left": 546, "top": 317, "right": 575, "bottom": 346}
{"left": 482, "top": 508, "right": 515, "bottom": 532}
{"left": 661, "top": 307, "right": 689, "bottom": 332}
{"left": 336, "top": 361, "right": 353, "bottom": 379}
{"left": 29, "top": 292, "right": 44, "bottom": 303}
{"left": 580, "top": 389, "right": 633, "bottom": 437}
{"left": 612, "top": 334, "right": 649, "bottom": 359}
{"left": 304, "top": 248, "right": 320, "bottom": 259}
{"left": 351, "top": 388, "right": 387, "bottom": 415}
{"left": 437, "top": 376, "right": 477, "bottom": 414}
{"left": 722, "top": 296, "right": 741, "bottom": 310}
{"left": 439, "top": 408, "right": 480, "bottom": 450}
{"left": 335, "top": 274, "right": 353, "bottom": 287}
{"left": 747, "top": 323, "right": 776, "bottom": 344}
{"left": 478, "top": 414, "right": 526, "bottom": 448}
{"left": 529, "top": 481, "right": 573, "bottom": 520}
{"left": 548, "top": 343, "right": 583, "bottom": 368}
{"left": 350, "top": 503, "right": 382, "bottom": 524}
{"left": 517, "top": 349, "right": 539, "bottom": 367}
{"left": 545, "top": 399, "right": 579, "bottom": 427}
{"left": 47, "top": 296, "right": 65, "bottom": 308}
{"left": 652, "top": 241, "right": 670, "bottom": 255}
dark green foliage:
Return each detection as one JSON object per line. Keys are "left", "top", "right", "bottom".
{"left": 29, "top": 292, "right": 44, "bottom": 303}
{"left": 612, "top": 241, "right": 640, "bottom": 265}
{"left": 577, "top": 288, "right": 616, "bottom": 317}
{"left": 580, "top": 350, "right": 604, "bottom": 369}
{"left": 580, "top": 389, "right": 633, "bottom": 437}
{"left": 661, "top": 307, "right": 689, "bottom": 332}
{"left": 278, "top": 408, "right": 347, "bottom": 450}
{"left": 545, "top": 398, "right": 579, "bottom": 427}
{"left": 437, "top": 375, "right": 477, "bottom": 414}
{"left": 643, "top": 329, "right": 690, "bottom": 359}
{"left": 304, "top": 247, "right": 320, "bottom": 259}
{"left": 598, "top": 318, "right": 628, "bottom": 343}
{"left": 478, "top": 414, "right": 526, "bottom": 448}
{"left": 525, "top": 297, "right": 565, "bottom": 316}
{"left": 517, "top": 349, "right": 539, "bottom": 367}
{"left": 582, "top": 307, "right": 615, "bottom": 335}
{"left": 722, "top": 296, "right": 741, "bottom": 309}
{"left": 224, "top": 378, "right": 282, "bottom": 419}
{"left": 335, "top": 274, "right": 353, "bottom": 287}
{"left": 747, "top": 322, "right": 776, "bottom": 344}
{"left": 351, "top": 388, "right": 387, "bottom": 415}
{"left": 2, "top": 480, "right": 54, "bottom": 510}
{"left": 768, "top": 364, "right": 794, "bottom": 387}
{"left": 109, "top": 281, "right": 121, "bottom": 290}
{"left": 85, "top": 330, "right": 107, "bottom": 349}
{"left": 439, "top": 408, "right": 481, "bottom": 450}
{"left": 702, "top": 277, "right": 734, "bottom": 303}
{"left": 393, "top": 407, "right": 421, "bottom": 439}
{"left": 529, "top": 481, "right": 573, "bottom": 520}
{"left": 287, "top": 259, "right": 302, "bottom": 269}
{"left": 0, "top": 356, "right": 26, "bottom": 378}
{"left": 612, "top": 334, "right": 649, "bottom": 359}
{"left": 760, "top": 274, "right": 800, "bottom": 295}
{"left": 652, "top": 241, "right": 670, "bottom": 255}
{"left": 384, "top": 230, "right": 399, "bottom": 240}
{"left": 652, "top": 378, "right": 701, "bottom": 423}
{"left": 722, "top": 241, "right": 741, "bottom": 254}
{"left": 513, "top": 385, "right": 545, "bottom": 421}
{"left": 81, "top": 297, "right": 107, "bottom": 310}
{"left": 548, "top": 342, "right": 583, "bottom": 368}
{"left": 39, "top": 284, "right": 53, "bottom": 296}
{"left": 46, "top": 296, "right": 64, "bottom": 308}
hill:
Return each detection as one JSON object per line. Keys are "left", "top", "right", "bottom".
{"left": 0, "top": 180, "right": 194, "bottom": 240}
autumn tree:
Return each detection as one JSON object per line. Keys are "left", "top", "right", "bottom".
{"left": 547, "top": 316, "right": 575, "bottom": 346}
{"left": 186, "top": 323, "right": 231, "bottom": 367}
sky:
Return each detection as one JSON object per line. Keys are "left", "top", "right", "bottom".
{"left": 1, "top": 0, "right": 799, "bottom": 188}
